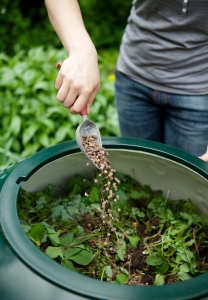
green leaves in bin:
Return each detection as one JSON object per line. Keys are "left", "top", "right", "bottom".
{"left": 17, "top": 171, "right": 208, "bottom": 286}
{"left": 89, "top": 186, "right": 100, "bottom": 203}
{"left": 47, "top": 228, "right": 60, "bottom": 246}
{"left": 116, "top": 240, "right": 126, "bottom": 261}
{"left": 70, "top": 250, "right": 93, "bottom": 266}
{"left": 116, "top": 273, "right": 129, "bottom": 284}
{"left": 61, "top": 259, "right": 77, "bottom": 272}
{"left": 154, "top": 274, "right": 165, "bottom": 285}
{"left": 127, "top": 235, "right": 140, "bottom": 247}
{"left": 28, "top": 223, "right": 46, "bottom": 242}
{"left": 60, "top": 232, "right": 74, "bottom": 246}
{"left": 155, "top": 263, "right": 169, "bottom": 274}
{"left": 46, "top": 247, "right": 63, "bottom": 259}
{"left": 63, "top": 247, "right": 81, "bottom": 259}
{"left": 146, "top": 256, "right": 163, "bottom": 266}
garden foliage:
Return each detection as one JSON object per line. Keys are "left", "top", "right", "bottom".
{"left": 0, "top": 0, "right": 131, "bottom": 55}
{"left": 0, "top": 47, "right": 120, "bottom": 170}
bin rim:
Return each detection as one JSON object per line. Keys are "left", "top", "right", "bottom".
{"left": 1, "top": 137, "right": 208, "bottom": 300}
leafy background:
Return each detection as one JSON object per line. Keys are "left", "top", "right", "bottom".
{"left": 0, "top": 0, "right": 132, "bottom": 170}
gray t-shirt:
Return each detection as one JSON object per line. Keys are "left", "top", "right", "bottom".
{"left": 117, "top": 0, "right": 208, "bottom": 95}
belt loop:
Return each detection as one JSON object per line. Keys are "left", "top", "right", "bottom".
{"left": 162, "top": 93, "right": 167, "bottom": 105}
{"left": 153, "top": 90, "right": 158, "bottom": 102}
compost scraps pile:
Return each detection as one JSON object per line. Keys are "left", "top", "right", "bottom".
{"left": 18, "top": 162, "right": 208, "bottom": 286}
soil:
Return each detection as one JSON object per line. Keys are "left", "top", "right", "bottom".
{"left": 165, "top": 275, "right": 179, "bottom": 284}
{"left": 199, "top": 244, "right": 208, "bottom": 265}
{"left": 80, "top": 213, "right": 100, "bottom": 233}
{"left": 137, "top": 224, "right": 147, "bottom": 238}
{"left": 149, "top": 217, "right": 160, "bottom": 227}
{"left": 128, "top": 246, "right": 146, "bottom": 269}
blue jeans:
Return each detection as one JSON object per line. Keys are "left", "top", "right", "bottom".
{"left": 115, "top": 72, "right": 208, "bottom": 157}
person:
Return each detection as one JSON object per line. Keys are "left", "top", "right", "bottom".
{"left": 45, "top": 0, "right": 208, "bottom": 161}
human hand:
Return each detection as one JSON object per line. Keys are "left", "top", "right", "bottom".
{"left": 199, "top": 146, "right": 208, "bottom": 162}
{"left": 55, "top": 48, "right": 100, "bottom": 114}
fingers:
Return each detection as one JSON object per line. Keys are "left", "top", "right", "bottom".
{"left": 56, "top": 79, "right": 71, "bottom": 102}
{"left": 69, "top": 87, "right": 92, "bottom": 114}
{"left": 55, "top": 70, "right": 63, "bottom": 90}
{"left": 199, "top": 153, "right": 208, "bottom": 162}
{"left": 199, "top": 145, "right": 208, "bottom": 162}
{"left": 62, "top": 87, "right": 79, "bottom": 108}
{"left": 69, "top": 83, "right": 100, "bottom": 114}
{"left": 56, "top": 77, "right": 100, "bottom": 113}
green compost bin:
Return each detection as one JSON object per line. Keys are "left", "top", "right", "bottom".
{"left": 1, "top": 137, "right": 208, "bottom": 300}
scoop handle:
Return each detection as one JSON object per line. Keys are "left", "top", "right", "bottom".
{"left": 56, "top": 62, "right": 88, "bottom": 116}
{"left": 80, "top": 106, "right": 88, "bottom": 116}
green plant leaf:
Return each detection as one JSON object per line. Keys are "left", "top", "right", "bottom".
{"left": 155, "top": 263, "right": 169, "bottom": 274}
{"left": 67, "top": 204, "right": 79, "bottom": 215}
{"left": 115, "top": 190, "right": 128, "bottom": 202}
{"left": 88, "top": 186, "right": 100, "bottom": 203}
{"left": 21, "top": 143, "right": 39, "bottom": 158}
{"left": 136, "top": 210, "right": 145, "bottom": 218}
{"left": 29, "top": 223, "right": 46, "bottom": 241}
{"left": 130, "top": 190, "right": 150, "bottom": 200}
{"left": 47, "top": 228, "right": 60, "bottom": 245}
{"left": 46, "top": 246, "right": 63, "bottom": 259}
{"left": 39, "top": 133, "right": 50, "bottom": 148}
{"left": 22, "top": 123, "right": 39, "bottom": 145}
{"left": 60, "top": 232, "right": 74, "bottom": 246}
{"left": 61, "top": 259, "right": 77, "bottom": 272}
{"left": 180, "top": 213, "right": 193, "bottom": 226}
{"left": 22, "top": 224, "right": 31, "bottom": 233}
{"left": 178, "top": 271, "right": 192, "bottom": 281}
{"left": 63, "top": 247, "right": 81, "bottom": 259}
{"left": 54, "top": 124, "right": 69, "bottom": 143}
{"left": 73, "top": 235, "right": 92, "bottom": 245}
{"left": 185, "top": 239, "right": 195, "bottom": 247}
{"left": 61, "top": 210, "right": 71, "bottom": 220}
{"left": 116, "top": 273, "right": 129, "bottom": 284}
{"left": 201, "top": 213, "right": 208, "bottom": 225}
{"left": 116, "top": 241, "right": 126, "bottom": 261}
{"left": 146, "top": 256, "right": 163, "bottom": 266}
{"left": 90, "top": 203, "right": 101, "bottom": 211}
{"left": 180, "top": 263, "right": 190, "bottom": 273}
{"left": 147, "top": 201, "right": 156, "bottom": 210}
{"left": 33, "top": 81, "right": 50, "bottom": 91}
{"left": 176, "top": 249, "right": 194, "bottom": 263}
{"left": 127, "top": 235, "right": 140, "bottom": 247}
{"left": 51, "top": 205, "right": 65, "bottom": 218}
{"left": 105, "top": 266, "right": 113, "bottom": 278}
{"left": 154, "top": 274, "right": 165, "bottom": 285}
{"left": 70, "top": 250, "right": 94, "bottom": 266}
{"left": 10, "top": 116, "right": 21, "bottom": 136}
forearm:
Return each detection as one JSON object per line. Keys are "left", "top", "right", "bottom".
{"left": 45, "top": 0, "right": 100, "bottom": 115}
{"left": 45, "top": 0, "right": 95, "bottom": 55}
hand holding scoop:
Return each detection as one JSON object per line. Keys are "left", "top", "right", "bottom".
{"left": 56, "top": 62, "right": 102, "bottom": 170}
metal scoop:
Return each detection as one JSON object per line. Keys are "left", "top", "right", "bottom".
{"left": 76, "top": 106, "right": 102, "bottom": 170}
{"left": 56, "top": 62, "right": 102, "bottom": 170}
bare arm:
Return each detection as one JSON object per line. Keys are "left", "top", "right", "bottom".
{"left": 45, "top": 0, "right": 100, "bottom": 114}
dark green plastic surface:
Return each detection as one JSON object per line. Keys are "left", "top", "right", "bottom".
{"left": 1, "top": 137, "right": 208, "bottom": 300}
